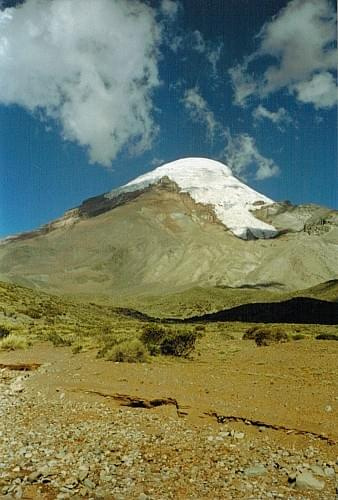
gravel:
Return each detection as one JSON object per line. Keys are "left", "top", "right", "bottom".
{"left": 0, "top": 367, "right": 337, "bottom": 499}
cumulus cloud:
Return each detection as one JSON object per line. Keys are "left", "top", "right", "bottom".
{"left": 230, "top": 0, "right": 337, "bottom": 109}
{"left": 224, "top": 132, "right": 280, "bottom": 180}
{"left": 183, "top": 88, "right": 218, "bottom": 140}
{"left": 253, "top": 105, "right": 292, "bottom": 128}
{"left": 0, "top": 0, "right": 161, "bottom": 166}
{"left": 293, "top": 72, "right": 337, "bottom": 108}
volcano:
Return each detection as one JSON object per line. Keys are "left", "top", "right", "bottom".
{"left": 0, "top": 158, "right": 337, "bottom": 297}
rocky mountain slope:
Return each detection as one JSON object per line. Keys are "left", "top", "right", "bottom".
{"left": 0, "top": 158, "right": 337, "bottom": 297}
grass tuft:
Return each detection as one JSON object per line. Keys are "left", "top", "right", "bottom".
{"left": 105, "top": 339, "right": 149, "bottom": 363}
{"left": 0, "top": 334, "right": 28, "bottom": 351}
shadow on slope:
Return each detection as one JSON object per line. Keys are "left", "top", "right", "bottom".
{"left": 182, "top": 297, "right": 338, "bottom": 325}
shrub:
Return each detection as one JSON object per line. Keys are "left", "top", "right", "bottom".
{"left": 243, "top": 326, "right": 289, "bottom": 346}
{"left": 242, "top": 326, "right": 261, "bottom": 340}
{"left": 0, "top": 324, "right": 11, "bottom": 339}
{"left": 316, "top": 333, "right": 338, "bottom": 341}
{"left": 254, "top": 329, "right": 289, "bottom": 347}
{"left": 72, "top": 344, "right": 83, "bottom": 354}
{"left": 47, "top": 332, "right": 72, "bottom": 347}
{"left": 0, "top": 334, "right": 28, "bottom": 351}
{"left": 140, "top": 324, "right": 167, "bottom": 345}
{"left": 141, "top": 324, "right": 201, "bottom": 358}
{"left": 106, "top": 339, "right": 149, "bottom": 363}
{"left": 160, "top": 329, "right": 199, "bottom": 357}
{"left": 292, "top": 333, "right": 306, "bottom": 341}
{"left": 25, "top": 308, "right": 42, "bottom": 319}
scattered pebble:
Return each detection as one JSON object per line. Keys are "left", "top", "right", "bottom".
{"left": 0, "top": 366, "right": 336, "bottom": 499}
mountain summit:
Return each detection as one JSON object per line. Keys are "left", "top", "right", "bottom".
{"left": 0, "top": 157, "right": 337, "bottom": 296}
{"left": 108, "top": 158, "right": 277, "bottom": 239}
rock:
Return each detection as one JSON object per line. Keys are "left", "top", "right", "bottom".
{"left": 77, "top": 466, "right": 89, "bottom": 481}
{"left": 295, "top": 471, "right": 325, "bottom": 490}
{"left": 244, "top": 464, "right": 267, "bottom": 476}
{"left": 324, "top": 466, "right": 335, "bottom": 478}
{"left": 64, "top": 477, "right": 78, "bottom": 489}
{"left": 10, "top": 378, "right": 25, "bottom": 393}
{"left": 28, "top": 470, "right": 42, "bottom": 482}
{"left": 232, "top": 431, "right": 245, "bottom": 440}
{"left": 79, "top": 487, "right": 88, "bottom": 497}
{"left": 310, "top": 464, "right": 325, "bottom": 477}
{"left": 83, "top": 478, "right": 95, "bottom": 489}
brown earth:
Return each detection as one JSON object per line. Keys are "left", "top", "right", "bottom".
{"left": 0, "top": 337, "right": 337, "bottom": 498}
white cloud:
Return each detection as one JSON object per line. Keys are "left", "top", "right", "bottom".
{"left": 183, "top": 88, "right": 218, "bottom": 140}
{"left": 192, "top": 30, "right": 206, "bottom": 53}
{"left": 207, "top": 43, "right": 223, "bottom": 75}
{"left": 223, "top": 132, "right": 280, "bottom": 180}
{"left": 0, "top": 0, "right": 161, "bottom": 166}
{"left": 230, "top": 0, "right": 337, "bottom": 109}
{"left": 253, "top": 105, "right": 292, "bottom": 128}
{"left": 293, "top": 72, "right": 337, "bottom": 109}
{"left": 228, "top": 63, "right": 258, "bottom": 106}
{"left": 168, "top": 35, "right": 183, "bottom": 52}
{"left": 160, "top": 0, "right": 179, "bottom": 20}
{"left": 190, "top": 30, "right": 223, "bottom": 75}
{"left": 182, "top": 88, "right": 280, "bottom": 180}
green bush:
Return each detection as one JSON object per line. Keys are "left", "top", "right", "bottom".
{"left": 106, "top": 339, "right": 149, "bottom": 363}
{"left": 316, "top": 333, "right": 338, "bottom": 341}
{"left": 141, "top": 324, "right": 201, "bottom": 357}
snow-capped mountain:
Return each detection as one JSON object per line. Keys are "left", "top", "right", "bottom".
{"left": 0, "top": 157, "right": 337, "bottom": 297}
{"left": 108, "top": 157, "right": 277, "bottom": 239}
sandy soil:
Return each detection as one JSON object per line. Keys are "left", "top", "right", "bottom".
{"left": 0, "top": 338, "right": 337, "bottom": 499}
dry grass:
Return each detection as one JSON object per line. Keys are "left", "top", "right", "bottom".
{"left": 0, "top": 281, "right": 337, "bottom": 360}
{"left": 105, "top": 339, "right": 149, "bottom": 363}
{"left": 0, "top": 333, "right": 28, "bottom": 351}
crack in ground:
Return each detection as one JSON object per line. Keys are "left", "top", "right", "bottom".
{"left": 77, "top": 389, "right": 189, "bottom": 417}
{"left": 206, "top": 411, "right": 336, "bottom": 445}
{"left": 0, "top": 363, "right": 41, "bottom": 371}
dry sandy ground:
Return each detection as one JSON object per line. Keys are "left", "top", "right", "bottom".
{"left": 0, "top": 338, "right": 337, "bottom": 499}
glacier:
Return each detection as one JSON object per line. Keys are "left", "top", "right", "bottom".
{"left": 107, "top": 157, "right": 278, "bottom": 239}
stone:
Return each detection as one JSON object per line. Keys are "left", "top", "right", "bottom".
{"left": 295, "top": 471, "right": 325, "bottom": 490}
{"left": 310, "top": 465, "right": 325, "bottom": 477}
{"left": 233, "top": 431, "right": 245, "bottom": 440}
{"left": 28, "top": 470, "right": 42, "bottom": 482}
{"left": 77, "top": 466, "right": 89, "bottom": 482}
{"left": 324, "top": 466, "right": 335, "bottom": 478}
{"left": 83, "top": 478, "right": 95, "bottom": 489}
{"left": 10, "top": 378, "right": 25, "bottom": 393}
{"left": 244, "top": 464, "right": 267, "bottom": 476}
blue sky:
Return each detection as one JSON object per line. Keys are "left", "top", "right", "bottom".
{"left": 0, "top": 0, "right": 337, "bottom": 237}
